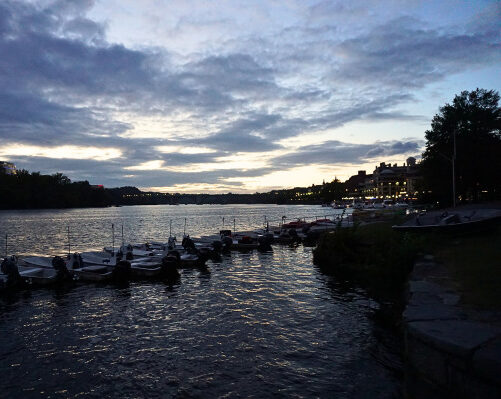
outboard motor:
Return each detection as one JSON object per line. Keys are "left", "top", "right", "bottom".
{"left": 167, "top": 250, "right": 181, "bottom": 262}
{"left": 182, "top": 235, "right": 196, "bottom": 253}
{"left": 1, "top": 256, "right": 23, "bottom": 288}
{"left": 161, "top": 253, "right": 180, "bottom": 280}
{"left": 257, "top": 235, "right": 273, "bottom": 252}
{"left": 201, "top": 244, "right": 221, "bottom": 262}
{"left": 125, "top": 249, "right": 134, "bottom": 261}
{"left": 168, "top": 236, "right": 177, "bottom": 251}
{"left": 113, "top": 260, "right": 131, "bottom": 281}
{"left": 67, "top": 253, "right": 84, "bottom": 269}
{"left": 222, "top": 236, "right": 233, "bottom": 252}
{"left": 197, "top": 247, "right": 213, "bottom": 265}
{"left": 211, "top": 240, "right": 223, "bottom": 253}
{"left": 52, "top": 256, "right": 72, "bottom": 281}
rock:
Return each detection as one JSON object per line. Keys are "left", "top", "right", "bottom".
{"left": 473, "top": 337, "right": 501, "bottom": 386}
{"left": 403, "top": 304, "right": 465, "bottom": 322}
{"left": 408, "top": 320, "right": 501, "bottom": 358}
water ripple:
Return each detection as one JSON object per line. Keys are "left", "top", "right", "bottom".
{"left": 0, "top": 205, "right": 400, "bottom": 398}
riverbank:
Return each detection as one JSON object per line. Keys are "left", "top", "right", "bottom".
{"left": 312, "top": 203, "right": 501, "bottom": 398}
{"left": 312, "top": 216, "right": 419, "bottom": 302}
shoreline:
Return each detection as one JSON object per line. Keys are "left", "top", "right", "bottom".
{"left": 403, "top": 255, "right": 501, "bottom": 398}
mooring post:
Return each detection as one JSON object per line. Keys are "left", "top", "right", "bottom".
{"left": 67, "top": 226, "right": 71, "bottom": 257}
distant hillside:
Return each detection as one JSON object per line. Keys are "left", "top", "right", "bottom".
{"left": 0, "top": 169, "right": 345, "bottom": 210}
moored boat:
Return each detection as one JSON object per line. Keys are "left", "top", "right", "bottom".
{"left": 392, "top": 208, "right": 501, "bottom": 232}
{"left": 19, "top": 266, "right": 59, "bottom": 286}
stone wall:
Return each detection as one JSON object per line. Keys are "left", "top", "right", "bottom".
{"left": 403, "top": 257, "right": 501, "bottom": 399}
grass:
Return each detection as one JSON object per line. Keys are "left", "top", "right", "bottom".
{"left": 314, "top": 215, "right": 501, "bottom": 310}
{"left": 313, "top": 220, "right": 422, "bottom": 301}
{"left": 432, "top": 226, "right": 501, "bottom": 310}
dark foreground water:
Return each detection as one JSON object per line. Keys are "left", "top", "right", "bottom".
{"left": 0, "top": 205, "right": 401, "bottom": 398}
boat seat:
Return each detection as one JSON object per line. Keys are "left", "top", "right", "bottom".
{"left": 82, "top": 266, "right": 108, "bottom": 273}
{"left": 463, "top": 210, "right": 476, "bottom": 221}
{"left": 133, "top": 264, "right": 160, "bottom": 269}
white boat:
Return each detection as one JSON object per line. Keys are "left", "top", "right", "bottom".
{"left": 78, "top": 251, "right": 162, "bottom": 279}
{"left": 19, "top": 266, "right": 58, "bottom": 286}
{"left": 80, "top": 251, "right": 120, "bottom": 267}
{"left": 98, "top": 250, "right": 158, "bottom": 264}
{"left": 392, "top": 208, "right": 501, "bottom": 232}
{"left": 129, "top": 258, "right": 162, "bottom": 277}
{"left": 3, "top": 256, "right": 62, "bottom": 287}
{"left": 179, "top": 253, "right": 201, "bottom": 267}
{"left": 103, "top": 245, "right": 156, "bottom": 258}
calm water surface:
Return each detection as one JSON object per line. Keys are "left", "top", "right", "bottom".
{"left": 0, "top": 205, "right": 400, "bottom": 398}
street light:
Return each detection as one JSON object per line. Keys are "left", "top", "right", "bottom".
{"left": 452, "top": 127, "right": 456, "bottom": 208}
{"left": 438, "top": 127, "right": 457, "bottom": 208}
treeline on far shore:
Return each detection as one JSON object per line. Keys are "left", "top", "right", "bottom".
{"left": 0, "top": 169, "right": 346, "bottom": 210}
{"left": 0, "top": 171, "right": 111, "bottom": 209}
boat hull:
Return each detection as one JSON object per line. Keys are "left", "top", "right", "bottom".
{"left": 392, "top": 210, "right": 501, "bottom": 233}
{"left": 19, "top": 267, "right": 58, "bottom": 286}
{"left": 73, "top": 266, "right": 113, "bottom": 282}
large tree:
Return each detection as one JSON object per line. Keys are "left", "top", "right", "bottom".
{"left": 420, "top": 89, "right": 501, "bottom": 205}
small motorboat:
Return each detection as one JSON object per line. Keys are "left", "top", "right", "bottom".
{"left": 71, "top": 252, "right": 160, "bottom": 280}
{"left": 19, "top": 267, "right": 58, "bottom": 286}
{"left": 2, "top": 256, "right": 59, "bottom": 287}
{"left": 216, "top": 230, "right": 261, "bottom": 251}
{"left": 9, "top": 255, "right": 73, "bottom": 286}
{"left": 104, "top": 244, "right": 156, "bottom": 258}
{"left": 129, "top": 258, "right": 162, "bottom": 278}
{"left": 281, "top": 219, "right": 310, "bottom": 230}
{"left": 308, "top": 219, "right": 338, "bottom": 232}
{"left": 233, "top": 235, "right": 260, "bottom": 250}
{"left": 81, "top": 251, "right": 120, "bottom": 267}
{"left": 392, "top": 208, "right": 501, "bottom": 233}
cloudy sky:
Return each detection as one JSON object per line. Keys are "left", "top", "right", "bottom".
{"left": 1, "top": 0, "right": 500, "bottom": 193}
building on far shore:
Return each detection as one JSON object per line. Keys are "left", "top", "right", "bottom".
{"left": 0, "top": 161, "right": 17, "bottom": 175}
{"left": 344, "top": 157, "right": 421, "bottom": 201}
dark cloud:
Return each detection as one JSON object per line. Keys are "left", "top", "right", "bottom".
{"left": 331, "top": 17, "right": 501, "bottom": 88}
{"left": 190, "top": 113, "right": 283, "bottom": 152}
{"left": 273, "top": 139, "right": 424, "bottom": 167}
{"left": 0, "top": 1, "right": 498, "bottom": 191}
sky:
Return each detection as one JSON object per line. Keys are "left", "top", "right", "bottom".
{"left": 0, "top": 0, "right": 500, "bottom": 193}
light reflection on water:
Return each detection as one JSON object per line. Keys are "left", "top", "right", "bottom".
{"left": 0, "top": 205, "right": 400, "bottom": 398}
{"left": 0, "top": 204, "right": 346, "bottom": 256}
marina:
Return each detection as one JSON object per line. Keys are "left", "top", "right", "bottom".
{"left": 0, "top": 204, "right": 400, "bottom": 398}
{"left": 1, "top": 205, "right": 354, "bottom": 290}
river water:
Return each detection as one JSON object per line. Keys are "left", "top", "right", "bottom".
{"left": 0, "top": 204, "right": 401, "bottom": 398}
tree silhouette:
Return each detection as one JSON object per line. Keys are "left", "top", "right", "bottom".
{"left": 421, "top": 89, "right": 501, "bottom": 205}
